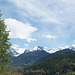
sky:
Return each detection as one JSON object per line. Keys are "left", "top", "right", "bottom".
{"left": 0, "top": 0, "right": 75, "bottom": 50}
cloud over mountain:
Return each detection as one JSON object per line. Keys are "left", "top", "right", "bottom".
{"left": 5, "top": 18, "right": 37, "bottom": 42}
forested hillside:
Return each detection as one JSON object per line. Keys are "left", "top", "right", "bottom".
{"left": 16, "top": 53, "right": 75, "bottom": 75}
{"left": 35, "top": 49, "right": 75, "bottom": 64}
{"left": 12, "top": 49, "right": 50, "bottom": 68}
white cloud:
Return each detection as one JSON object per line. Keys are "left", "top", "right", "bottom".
{"left": 43, "top": 35, "right": 56, "bottom": 39}
{"left": 7, "top": 0, "right": 60, "bottom": 24}
{"left": 4, "top": 0, "right": 75, "bottom": 47}
{"left": 7, "top": 0, "right": 75, "bottom": 24}
{"left": 4, "top": 18, "right": 37, "bottom": 42}
{"left": 11, "top": 44, "right": 19, "bottom": 49}
{"left": 24, "top": 44, "right": 29, "bottom": 47}
{"left": 7, "top": 0, "right": 75, "bottom": 33}
{"left": 27, "top": 38, "right": 37, "bottom": 42}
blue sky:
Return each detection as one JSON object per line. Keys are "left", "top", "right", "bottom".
{"left": 0, "top": 0, "right": 75, "bottom": 50}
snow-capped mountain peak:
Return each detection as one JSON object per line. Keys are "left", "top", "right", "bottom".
{"left": 59, "top": 45, "right": 69, "bottom": 50}
{"left": 48, "top": 48, "right": 60, "bottom": 53}
{"left": 24, "top": 49, "right": 30, "bottom": 53}
{"left": 48, "top": 45, "right": 75, "bottom": 54}
{"left": 30, "top": 46, "right": 46, "bottom": 52}
{"left": 8, "top": 48, "right": 20, "bottom": 56}
{"left": 70, "top": 44, "right": 75, "bottom": 51}
{"left": 8, "top": 44, "right": 75, "bottom": 57}
{"left": 8, "top": 48, "right": 26, "bottom": 57}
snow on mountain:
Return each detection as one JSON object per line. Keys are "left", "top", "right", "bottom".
{"left": 30, "top": 46, "right": 48, "bottom": 52}
{"left": 48, "top": 45, "right": 75, "bottom": 54}
{"left": 8, "top": 48, "right": 26, "bottom": 57}
{"left": 8, "top": 44, "right": 75, "bottom": 57}
{"left": 8, "top": 48, "right": 19, "bottom": 56}
{"left": 59, "top": 45, "right": 69, "bottom": 50}
{"left": 29, "top": 45, "right": 75, "bottom": 54}
{"left": 24, "top": 49, "right": 30, "bottom": 53}
{"left": 59, "top": 44, "right": 75, "bottom": 51}
{"left": 48, "top": 48, "right": 60, "bottom": 53}
{"left": 29, "top": 46, "right": 59, "bottom": 54}
{"left": 8, "top": 46, "right": 47, "bottom": 57}
{"left": 70, "top": 44, "right": 75, "bottom": 51}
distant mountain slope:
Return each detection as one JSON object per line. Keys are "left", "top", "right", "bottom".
{"left": 36, "top": 48, "right": 75, "bottom": 64}
{"left": 20, "top": 53, "right": 75, "bottom": 75}
{"left": 10, "top": 45, "right": 75, "bottom": 68}
{"left": 12, "top": 46, "right": 50, "bottom": 68}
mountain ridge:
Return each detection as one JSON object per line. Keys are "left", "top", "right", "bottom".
{"left": 9, "top": 44, "right": 75, "bottom": 57}
{"left": 12, "top": 47, "right": 50, "bottom": 68}
{"left": 35, "top": 48, "right": 75, "bottom": 64}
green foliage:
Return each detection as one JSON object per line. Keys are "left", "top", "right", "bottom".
{"left": 18, "top": 54, "right": 75, "bottom": 75}
{"left": 70, "top": 72, "right": 75, "bottom": 75}
{"left": 0, "top": 10, "right": 12, "bottom": 73}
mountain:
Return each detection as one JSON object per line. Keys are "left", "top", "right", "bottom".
{"left": 8, "top": 48, "right": 27, "bottom": 57}
{"left": 36, "top": 48, "right": 75, "bottom": 64}
{"left": 8, "top": 48, "right": 20, "bottom": 57}
{"left": 8, "top": 46, "right": 48, "bottom": 57}
{"left": 12, "top": 46, "right": 50, "bottom": 68}
{"left": 8, "top": 44, "right": 75, "bottom": 57}
{"left": 20, "top": 53, "right": 75, "bottom": 75}
{"left": 30, "top": 46, "right": 48, "bottom": 52}
{"left": 70, "top": 44, "right": 75, "bottom": 50}
{"left": 9, "top": 45, "right": 75, "bottom": 68}
{"left": 48, "top": 44, "right": 75, "bottom": 53}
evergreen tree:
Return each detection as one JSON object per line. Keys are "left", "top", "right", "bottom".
{"left": 0, "top": 10, "right": 12, "bottom": 73}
